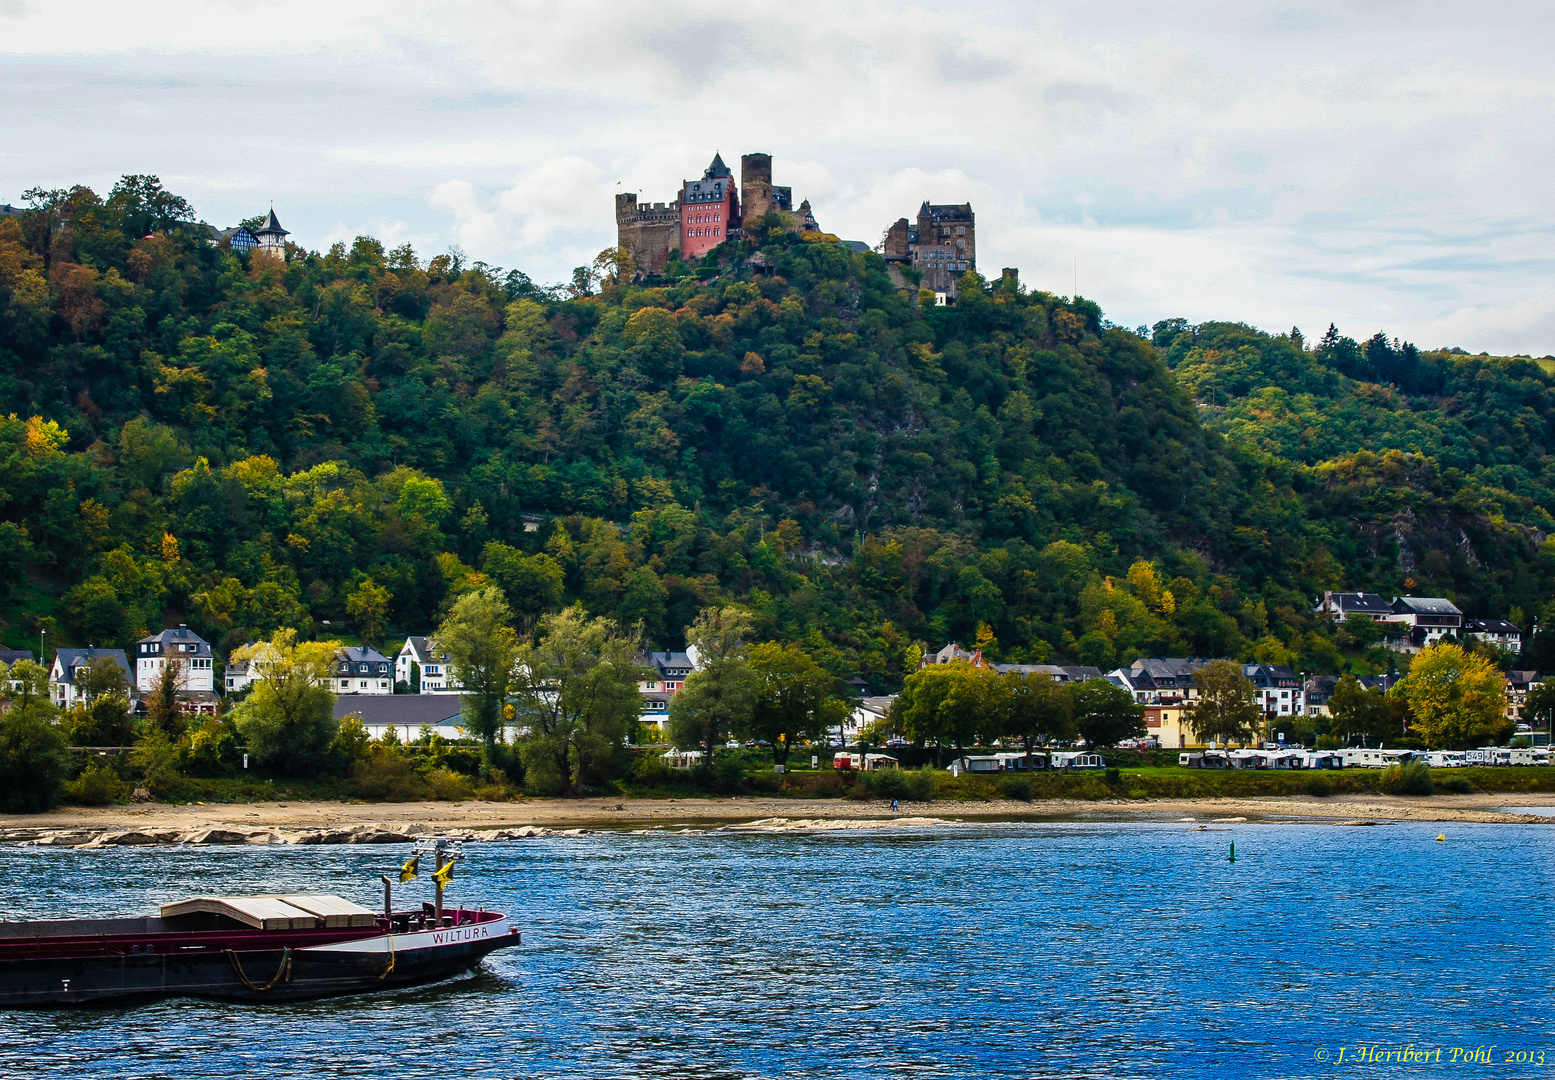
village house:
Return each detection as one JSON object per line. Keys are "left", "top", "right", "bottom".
{"left": 332, "top": 645, "right": 393, "bottom": 695}
{"left": 49, "top": 647, "right": 132, "bottom": 709}
{"left": 1505, "top": 670, "right": 1543, "bottom": 728}
{"left": 1467, "top": 618, "right": 1522, "bottom": 652}
{"left": 135, "top": 626, "right": 214, "bottom": 695}
{"left": 333, "top": 695, "right": 470, "bottom": 743}
{"left": 1313, "top": 591, "right": 1394, "bottom": 622}
{"left": 396, "top": 637, "right": 460, "bottom": 694}
{"left": 637, "top": 649, "right": 697, "bottom": 730}
{"left": 1384, "top": 596, "right": 1464, "bottom": 647}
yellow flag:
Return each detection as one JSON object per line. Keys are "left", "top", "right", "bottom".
{"left": 398, "top": 856, "right": 419, "bottom": 883}
{"left": 431, "top": 860, "right": 455, "bottom": 888}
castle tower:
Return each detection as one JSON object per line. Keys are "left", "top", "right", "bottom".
{"left": 253, "top": 208, "right": 289, "bottom": 261}
{"left": 680, "top": 154, "right": 738, "bottom": 262}
{"left": 740, "top": 153, "right": 773, "bottom": 224}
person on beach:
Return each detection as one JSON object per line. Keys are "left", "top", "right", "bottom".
{"left": 891, "top": 799, "right": 899, "bottom": 813}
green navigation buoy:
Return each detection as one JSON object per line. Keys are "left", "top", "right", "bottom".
{"left": 1228, "top": 841, "right": 1236, "bottom": 863}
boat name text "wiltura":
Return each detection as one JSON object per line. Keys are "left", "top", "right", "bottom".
{"left": 431, "top": 924, "right": 493, "bottom": 946}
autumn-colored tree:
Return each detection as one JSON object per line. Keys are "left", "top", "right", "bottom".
{"left": 230, "top": 630, "right": 340, "bottom": 773}
{"left": 1392, "top": 643, "right": 1507, "bottom": 749}
{"left": 345, "top": 577, "right": 391, "bottom": 644}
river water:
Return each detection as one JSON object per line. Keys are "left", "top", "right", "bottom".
{"left": 0, "top": 819, "right": 1550, "bottom": 1079}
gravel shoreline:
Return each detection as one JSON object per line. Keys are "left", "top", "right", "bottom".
{"left": 2, "top": 792, "right": 1552, "bottom": 847}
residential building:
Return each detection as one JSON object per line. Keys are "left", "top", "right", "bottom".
{"left": 1243, "top": 663, "right": 1305, "bottom": 721}
{"left": 1384, "top": 596, "right": 1463, "bottom": 647}
{"left": 919, "top": 642, "right": 990, "bottom": 669}
{"left": 1142, "top": 701, "right": 1198, "bottom": 749}
{"left": 135, "top": 626, "right": 215, "bottom": 694}
{"left": 1107, "top": 658, "right": 1212, "bottom": 705}
{"left": 994, "top": 664, "right": 1104, "bottom": 684}
{"left": 1505, "top": 670, "right": 1543, "bottom": 727}
{"left": 849, "top": 695, "right": 897, "bottom": 743}
{"left": 49, "top": 648, "right": 132, "bottom": 708}
{"left": 638, "top": 650, "right": 696, "bottom": 731}
{"left": 333, "top": 645, "right": 393, "bottom": 695}
{"left": 1313, "top": 591, "right": 1394, "bottom": 621}
{"left": 334, "top": 695, "right": 470, "bottom": 743}
{"left": 1304, "top": 674, "right": 1399, "bottom": 719}
{"left": 396, "top": 637, "right": 460, "bottom": 694}
{"left": 1467, "top": 618, "right": 1523, "bottom": 651}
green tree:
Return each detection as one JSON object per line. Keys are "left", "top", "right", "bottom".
{"left": 1393, "top": 643, "right": 1507, "bottom": 749}
{"left": 1325, "top": 675, "right": 1398, "bottom": 746}
{"left": 0, "top": 660, "right": 70, "bottom": 811}
{"left": 997, "top": 672, "right": 1075, "bottom": 767}
{"left": 144, "top": 655, "right": 187, "bottom": 738}
{"left": 481, "top": 542, "right": 565, "bottom": 616}
{"left": 512, "top": 605, "right": 645, "bottom": 794}
{"left": 229, "top": 630, "right": 341, "bottom": 774}
{"left": 345, "top": 578, "right": 391, "bottom": 644}
{"left": 1524, "top": 679, "right": 1555, "bottom": 738}
{"left": 668, "top": 606, "right": 754, "bottom": 778}
{"left": 892, "top": 662, "right": 987, "bottom": 763}
{"left": 1068, "top": 677, "right": 1145, "bottom": 749}
{"left": 1184, "top": 660, "right": 1261, "bottom": 747}
{"left": 435, "top": 586, "right": 520, "bottom": 773}
{"left": 747, "top": 641, "right": 849, "bottom": 764}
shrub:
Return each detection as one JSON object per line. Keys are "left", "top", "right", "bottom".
{"left": 1104, "top": 767, "right": 1121, "bottom": 785}
{"left": 905, "top": 767, "right": 938, "bottom": 802}
{"left": 1378, "top": 761, "right": 1434, "bottom": 796}
{"left": 350, "top": 747, "right": 423, "bottom": 800}
{"left": 998, "top": 775, "right": 1033, "bottom": 801}
{"left": 714, "top": 754, "right": 748, "bottom": 792}
{"left": 424, "top": 767, "right": 473, "bottom": 801}
{"left": 1304, "top": 774, "right": 1334, "bottom": 797}
{"left": 1441, "top": 774, "right": 1473, "bottom": 794}
{"left": 63, "top": 763, "right": 126, "bottom": 805}
{"left": 128, "top": 731, "right": 184, "bottom": 800}
{"left": 630, "top": 754, "right": 673, "bottom": 787}
{"left": 865, "top": 768, "right": 910, "bottom": 799}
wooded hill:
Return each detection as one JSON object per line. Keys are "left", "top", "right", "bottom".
{"left": 2, "top": 176, "right": 1553, "bottom": 690}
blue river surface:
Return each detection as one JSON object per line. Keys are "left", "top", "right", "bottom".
{"left": 0, "top": 818, "right": 1551, "bottom": 1080}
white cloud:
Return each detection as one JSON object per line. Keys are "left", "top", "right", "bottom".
{"left": 3, "top": 0, "right": 1554, "bottom": 351}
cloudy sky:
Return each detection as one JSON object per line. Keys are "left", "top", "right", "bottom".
{"left": 4, "top": 0, "right": 1552, "bottom": 354}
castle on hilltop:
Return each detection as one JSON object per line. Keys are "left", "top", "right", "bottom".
{"left": 882, "top": 202, "right": 976, "bottom": 294}
{"left": 615, "top": 152, "right": 977, "bottom": 297}
{"left": 615, "top": 152, "right": 823, "bottom": 275}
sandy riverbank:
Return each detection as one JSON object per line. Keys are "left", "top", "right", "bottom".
{"left": 3, "top": 791, "right": 1554, "bottom": 845}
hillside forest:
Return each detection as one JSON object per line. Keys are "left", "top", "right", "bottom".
{"left": 3, "top": 175, "right": 1555, "bottom": 693}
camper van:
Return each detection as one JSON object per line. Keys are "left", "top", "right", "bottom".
{"left": 993, "top": 751, "right": 1049, "bottom": 771}
{"left": 1339, "top": 748, "right": 1420, "bottom": 769}
{"left": 834, "top": 752, "right": 901, "bottom": 771}
{"left": 1050, "top": 751, "right": 1106, "bottom": 770}
{"left": 1424, "top": 751, "right": 1467, "bottom": 768}
{"left": 1508, "top": 747, "right": 1549, "bottom": 766}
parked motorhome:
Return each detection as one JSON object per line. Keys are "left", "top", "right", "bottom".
{"left": 1508, "top": 748, "right": 1549, "bottom": 766}
{"left": 1478, "top": 748, "right": 1513, "bottom": 766}
{"left": 834, "top": 752, "right": 901, "bottom": 771}
{"left": 1424, "top": 751, "right": 1467, "bottom": 768}
{"left": 947, "top": 755, "right": 1004, "bottom": 774}
{"left": 1339, "top": 748, "right": 1420, "bottom": 769}
{"left": 993, "top": 751, "right": 1048, "bottom": 771}
{"left": 1050, "top": 751, "right": 1105, "bottom": 770}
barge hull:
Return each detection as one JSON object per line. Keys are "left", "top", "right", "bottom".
{"left": 0, "top": 927, "right": 519, "bottom": 1006}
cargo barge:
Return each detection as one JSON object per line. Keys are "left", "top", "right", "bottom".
{"left": 0, "top": 839, "right": 519, "bottom": 1006}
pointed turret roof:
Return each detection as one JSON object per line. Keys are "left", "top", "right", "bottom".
{"left": 255, "top": 208, "right": 289, "bottom": 238}
{"left": 705, "top": 153, "right": 732, "bottom": 179}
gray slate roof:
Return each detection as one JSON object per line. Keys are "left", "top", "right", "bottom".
{"left": 54, "top": 647, "right": 132, "bottom": 685}
{"left": 333, "top": 695, "right": 469, "bottom": 726}
{"left": 1392, "top": 596, "right": 1463, "bottom": 616}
